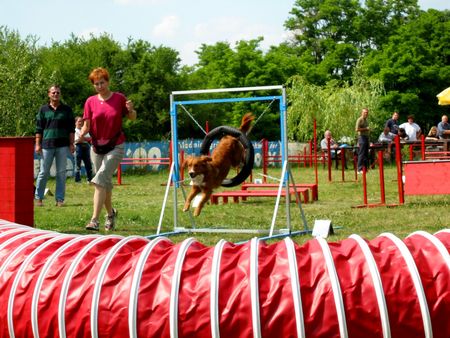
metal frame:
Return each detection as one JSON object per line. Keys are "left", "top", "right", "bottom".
{"left": 153, "top": 85, "right": 309, "bottom": 240}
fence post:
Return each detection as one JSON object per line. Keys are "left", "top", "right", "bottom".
{"left": 421, "top": 135, "right": 425, "bottom": 160}
{"left": 395, "top": 136, "right": 404, "bottom": 204}
{"left": 117, "top": 164, "right": 122, "bottom": 185}
{"left": 378, "top": 150, "right": 386, "bottom": 204}
{"left": 313, "top": 119, "right": 318, "bottom": 185}
{"left": 327, "top": 139, "right": 332, "bottom": 182}
{"left": 262, "top": 138, "right": 268, "bottom": 183}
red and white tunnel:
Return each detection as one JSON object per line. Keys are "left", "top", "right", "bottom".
{"left": 0, "top": 219, "right": 449, "bottom": 338}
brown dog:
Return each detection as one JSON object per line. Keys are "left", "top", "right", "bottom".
{"left": 183, "top": 113, "right": 254, "bottom": 216}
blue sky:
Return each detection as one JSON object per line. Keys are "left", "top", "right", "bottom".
{"left": 0, "top": 0, "right": 448, "bottom": 66}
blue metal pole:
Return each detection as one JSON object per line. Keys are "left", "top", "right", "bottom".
{"left": 170, "top": 94, "right": 179, "bottom": 230}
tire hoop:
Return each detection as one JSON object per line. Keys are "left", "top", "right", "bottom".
{"left": 200, "top": 126, "right": 254, "bottom": 187}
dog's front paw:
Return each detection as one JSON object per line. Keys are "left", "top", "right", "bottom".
{"left": 193, "top": 208, "right": 201, "bottom": 217}
{"left": 183, "top": 203, "right": 190, "bottom": 212}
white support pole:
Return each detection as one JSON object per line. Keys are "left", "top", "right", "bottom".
{"left": 157, "top": 162, "right": 175, "bottom": 235}
{"left": 269, "top": 160, "right": 288, "bottom": 237}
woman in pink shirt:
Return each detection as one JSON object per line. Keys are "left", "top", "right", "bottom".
{"left": 81, "top": 67, "right": 137, "bottom": 231}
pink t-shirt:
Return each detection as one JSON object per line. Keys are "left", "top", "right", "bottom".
{"left": 83, "top": 92, "right": 128, "bottom": 146}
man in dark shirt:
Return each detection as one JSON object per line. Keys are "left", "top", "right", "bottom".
{"left": 385, "top": 111, "right": 399, "bottom": 134}
{"left": 35, "top": 85, "right": 75, "bottom": 206}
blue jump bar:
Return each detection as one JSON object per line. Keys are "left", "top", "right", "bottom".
{"left": 175, "top": 95, "right": 282, "bottom": 106}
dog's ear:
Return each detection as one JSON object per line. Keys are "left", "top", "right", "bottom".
{"left": 200, "top": 155, "right": 213, "bottom": 162}
{"left": 182, "top": 156, "right": 192, "bottom": 168}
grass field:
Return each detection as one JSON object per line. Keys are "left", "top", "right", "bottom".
{"left": 33, "top": 164, "right": 450, "bottom": 246}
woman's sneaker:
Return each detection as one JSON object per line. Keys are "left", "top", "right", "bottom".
{"left": 85, "top": 219, "right": 99, "bottom": 231}
{"left": 105, "top": 208, "right": 117, "bottom": 231}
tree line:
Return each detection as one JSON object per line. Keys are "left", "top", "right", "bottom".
{"left": 0, "top": 0, "right": 449, "bottom": 143}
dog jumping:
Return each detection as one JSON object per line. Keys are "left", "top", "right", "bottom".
{"left": 183, "top": 113, "right": 254, "bottom": 216}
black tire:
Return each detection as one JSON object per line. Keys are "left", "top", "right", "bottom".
{"left": 200, "top": 126, "right": 254, "bottom": 187}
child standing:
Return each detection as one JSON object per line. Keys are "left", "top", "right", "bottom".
{"left": 74, "top": 116, "right": 93, "bottom": 182}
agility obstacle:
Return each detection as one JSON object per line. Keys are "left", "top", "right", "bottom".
{"left": 157, "top": 85, "right": 309, "bottom": 238}
{"left": 355, "top": 134, "right": 450, "bottom": 207}
{"left": 0, "top": 220, "right": 449, "bottom": 337}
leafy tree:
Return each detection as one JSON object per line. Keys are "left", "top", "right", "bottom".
{"left": 38, "top": 34, "right": 123, "bottom": 114}
{"left": 284, "top": 0, "right": 420, "bottom": 83}
{"left": 363, "top": 9, "right": 450, "bottom": 131}
{"left": 0, "top": 26, "right": 46, "bottom": 136}
{"left": 359, "top": 0, "right": 420, "bottom": 51}
{"left": 284, "top": 0, "right": 362, "bottom": 82}
{"left": 38, "top": 35, "right": 182, "bottom": 141}
{"left": 286, "top": 64, "right": 386, "bottom": 142}
{"left": 182, "top": 39, "right": 291, "bottom": 140}
{"left": 114, "top": 39, "right": 183, "bottom": 141}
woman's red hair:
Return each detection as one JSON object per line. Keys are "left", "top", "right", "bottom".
{"left": 88, "top": 67, "right": 110, "bottom": 83}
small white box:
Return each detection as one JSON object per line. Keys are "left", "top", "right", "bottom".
{"left": 312, "top": 220, "right": 334, "bottom": 238}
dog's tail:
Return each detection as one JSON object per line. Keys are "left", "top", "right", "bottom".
{"left": 239, "top": 112, "right": 255, "bottom": 134}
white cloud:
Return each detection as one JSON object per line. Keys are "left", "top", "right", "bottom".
{"left": 195, "top": 16, "right": 284, "bottom": 42}
{"left": 152, "top": 15, "right": 181, "bottom": 39}
{"left": 170, "top": 16, "right": 289, "bottom": 65}
{"left": 193, "top": 16, "right": 288, "bottom": 50}
{"left": 178, "top": 41, "right": 201, "bottom": 66}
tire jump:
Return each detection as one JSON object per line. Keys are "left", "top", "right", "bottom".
{"left": 200, "top": 125, "right": 254, "bottom": 187}
{"left": 0, "top": 220, "right": 449, "bottom": 337}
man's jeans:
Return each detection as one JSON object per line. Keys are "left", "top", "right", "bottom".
{"left": 35, "top": 147, "right": 69, "bottom": 202}
{"left": 75, "top": 143, "right": 93, "bottom": 182}
{"left": 357, "top": 135, "right": 369, "bottom": 172}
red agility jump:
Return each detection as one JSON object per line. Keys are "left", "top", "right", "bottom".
{"left": 0, "top": 219, "right": 449, "bottom": 337}
{"left": 210, "top": 188, "right": 310, "bottom": 205}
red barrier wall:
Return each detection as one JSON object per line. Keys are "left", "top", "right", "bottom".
{"left": 0, "top": 137, "right": 34, "bottom": 226}
{"left": 404, "top": 160, "right": 450, "bottom": 195}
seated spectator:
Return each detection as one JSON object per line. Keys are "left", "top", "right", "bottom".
{"left": 398, "top": 128, "right": 409, "bottom": 142}
{"left": 385, "top": 111, "right": 400, "bottom": 134}
{"left": 399, "top": 115, "right": 421, "bottom": 141}
{"left": 378, "top": 126, "right": 396, "bottom": 162}
{"left": 378, "top": 127, "right": 395, "bottom": 143}
{"left": 437, "top": 115, "right": 450, "bottom": 139}
{"left": 320, "top": 130, "right": 344, "bottom": 169}
{"left": 426, "top": 126, "right": 439, "bottom": 141}
{"left": 320, "top": 130, "right": 340, "bottom": 157}
{"left": 425, "top": 126, "right": 441, "bottom": 151}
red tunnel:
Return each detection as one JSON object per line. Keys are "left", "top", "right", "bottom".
{"left": 0, "top": 219, "right": 449, "bottom": 337}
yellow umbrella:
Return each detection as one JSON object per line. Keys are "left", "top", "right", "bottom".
{"left": 437, "top": 87, "right": 450, "bottom": 105}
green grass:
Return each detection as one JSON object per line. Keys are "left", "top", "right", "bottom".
{"left": 33, "top": 164, "right": 450, "bottom": 245}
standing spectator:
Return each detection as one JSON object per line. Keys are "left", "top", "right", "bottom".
{"left": 399, "top": 115, "right": 421, "bottom": 141}
{"left": 437, "top": 115, "right": 450, "bottom": 139}
{"left": 385, "top": 111, "right": 400, "bottom": 134}
{"left": 35, "top": 85, "right": 75, "bottom": 207}
{"left": 74, "top": 116, "right": 93, "bottom": 182}
{"left": 81, "top": 67, "right": 136, "bottom": 231}
{"left": 355, "top": 108, "right": 370, "bottom": 174}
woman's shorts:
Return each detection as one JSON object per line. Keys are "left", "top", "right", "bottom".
{"left": 90, "top": 143, "right": 125, "bottom": 191}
